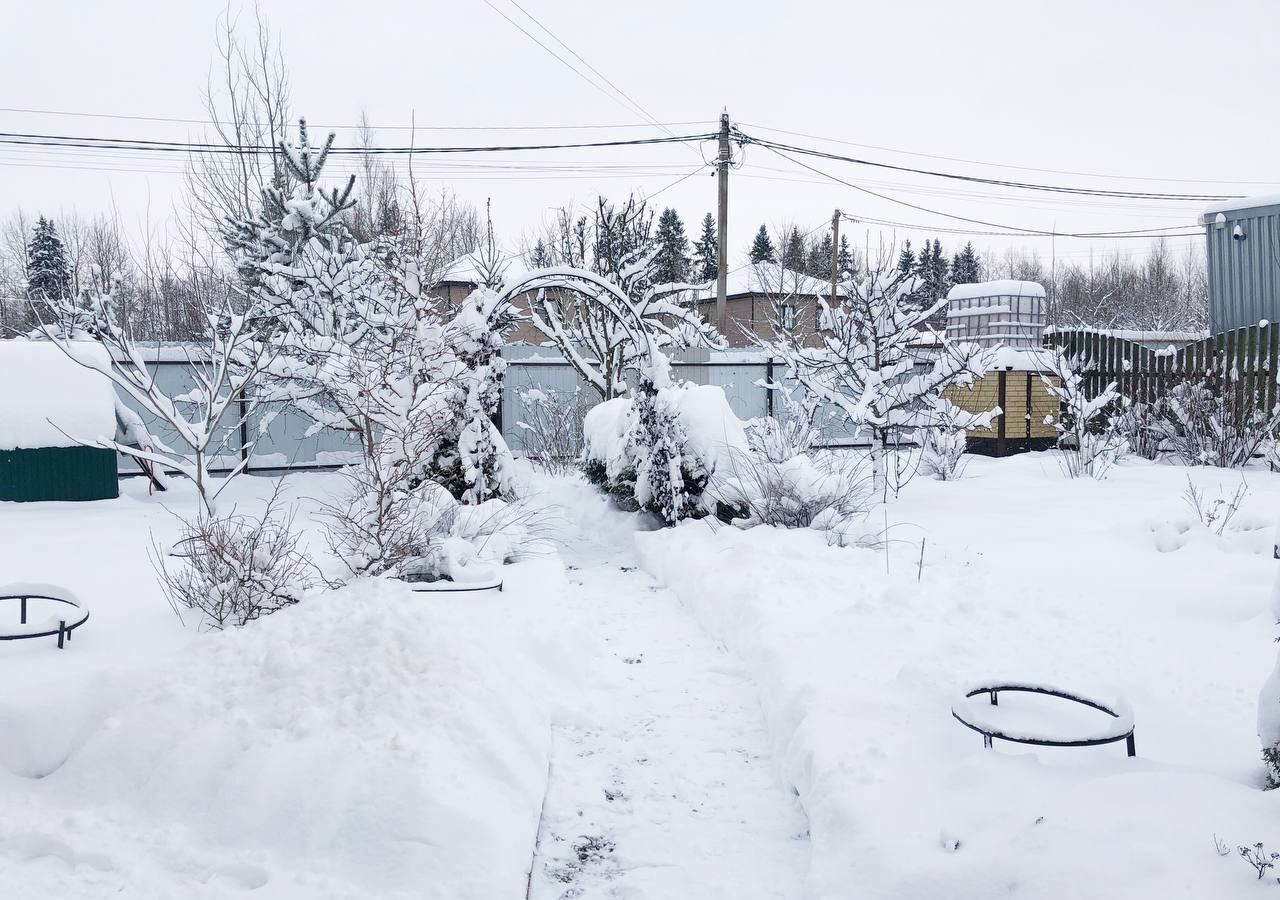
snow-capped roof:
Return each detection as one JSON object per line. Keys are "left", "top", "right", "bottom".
{"left": 693, "top": 263, "right": 841, "bottom": 301}
{"left": 1199, "top": 193, "right": 1280, "bottom": 222}
{"left": 0, "top": 340, "right": 117, "bottom": 450}
{"left": 435, "top": 251, "right": 529, "bottom": 289}
{"left": 947, "top": 280, "right": 1046, "bottom": 301}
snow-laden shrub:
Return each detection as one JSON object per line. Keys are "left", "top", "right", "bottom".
{"left": 747, "top": 386, "right": 823, "bottom": 463}
{"left": 516, "top": 387, "right": 588, "bottom": 474}
{"left": 1041, "top": 351, "right": 1125, "bottom": 479}
{"left": 1110, "top": 398, "right": 1164, "bottom": 460}
{"left": 919, "top": 426, "right": 968, "bottom": 481}
{"left": 1153, "top": 378, "right": 1278, "bottom": 469}
{"left": 152, "top": 486, "right": 320, "bottom": 630}
{"left": 710, "top": 448, "right": 873, "bottom": 535}
{"left": 321, "top": 461, "right": 542, "bottom": 583}
{"left": 581, "top": 377, "right": 749, "bottom": 525}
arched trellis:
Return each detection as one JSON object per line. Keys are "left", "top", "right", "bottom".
{"left": 499, "top": 266, "right": 672, "bottom": 392}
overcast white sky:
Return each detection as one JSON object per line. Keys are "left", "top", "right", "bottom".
{"left": 3, "top": 0, "right": 1278, "bottom": 269}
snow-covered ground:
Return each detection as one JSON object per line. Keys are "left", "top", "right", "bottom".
{"left": 0, "top": 474, "right": 569, "bottom": 899}
{"left": 524, "top": 478, "right": 807, "bottom": 899}
{"left": 4, "top": 454, "right": 1280, "bottom": 898}
{"left": 638, "top": 453, "right": 1280, "bottom": 899}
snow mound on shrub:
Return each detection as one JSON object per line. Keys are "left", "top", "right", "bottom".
{"left": 582, "top": 397, "right": 633, "bottom": 480}
{"left": 11, "top": 575, "right": 557, "bottom": 898}
{"left": 582, "top": 384, "right": 748, "bottom": 479}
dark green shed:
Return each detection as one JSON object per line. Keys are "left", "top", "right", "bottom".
{"left": 0, "top": 340, "right": 119, "bottom": 502}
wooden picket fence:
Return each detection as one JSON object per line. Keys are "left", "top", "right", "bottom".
{"left": 1045, "top": 326, "right": 1280, "bottom": 416}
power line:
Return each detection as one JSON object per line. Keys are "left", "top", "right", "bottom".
{"left": 738, "top": 120, "right": 1280, "bottom": 188}
{"left": 0, "top": 130, "right": 715, "bottom": 156}
{"left": 756, "top": 142, "right": 1203, "bottom": 240}
{"left": 841, "top": 212, "right": 1200, "bottom": 240}
{"left": 736, "top": 131, "right": 1244, "bottom": 202}
{"left": 0, "top": 105, "right": 704, "bottom": 132}
{"left": 481, "top": 0, "right": 706, "bottom": 164}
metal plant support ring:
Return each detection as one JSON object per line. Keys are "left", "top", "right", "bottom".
{"left": 951, "top": 682, "right": 1135, "bottom": 757}
{"left": 0, "top": 584, "right": 90, "bottom": 649}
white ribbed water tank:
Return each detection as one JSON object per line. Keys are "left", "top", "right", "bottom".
{"left": 945, "top": 280, "right": 1047, "bottom": 349}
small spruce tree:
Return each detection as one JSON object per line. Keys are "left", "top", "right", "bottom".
{"left": 782, "top": 227, "right": 806, "bottom": 271}
{"left": 691, "top": 212, "right": 718, "bottom": 281}
{"left": 653, "top": 207, "right": 691, "bottom": 284}
{"left": 26, "top": 216, "right": 72, "bottom": 303}
{"left": 896, "top": 240, "right": 915, "bottom": 277}
{"left": 749, "top": 224, "right": 776, "bottom": 264}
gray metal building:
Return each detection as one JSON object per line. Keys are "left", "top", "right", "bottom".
{"left": 1200, "top": 196, "right": 1280, "bottom": 334}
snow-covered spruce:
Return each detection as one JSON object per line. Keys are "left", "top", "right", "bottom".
{"left": 224, "top": 118, "right": 517, "bottom": 505}
{"left": 582, "top": 372, "right": 748, "bottom": 525}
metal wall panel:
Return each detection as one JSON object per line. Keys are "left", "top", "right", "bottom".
{"left": 1205, "top": 205, "right": 1280, "bottom": 334}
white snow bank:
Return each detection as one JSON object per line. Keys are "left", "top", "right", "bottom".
{"left": 947, "top": 279, "right": 1046, "bottom": 301}
{"left": 0, "top": 340, "right": 116, "bottom": 450}
{"left": 3, "top": 570, "right": 564, "bottom": 898}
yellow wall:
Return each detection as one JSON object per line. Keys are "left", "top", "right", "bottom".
{"left": 946, "top": 372, "right": 1059, "bottom": 440}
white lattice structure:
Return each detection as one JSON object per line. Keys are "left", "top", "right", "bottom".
{"left": 946, "top": 280, "right": 1046, "bottom": 349}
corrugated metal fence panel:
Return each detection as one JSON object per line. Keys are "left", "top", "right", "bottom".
{"left": 112, "top": 354, "right": 879, "bottom": 476}
{"left": 501, "top": 360, "right": 591, "bottom": 456}
{"left": 1, "top": 445, "right": 118, "bottom": 501}
{"left": 246, "top": 401, "right": 365, "bottom": 469}
{"left": 114, "top": 363, "right": 242, "bottom": 475}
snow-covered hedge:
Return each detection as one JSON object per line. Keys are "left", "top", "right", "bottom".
{"left": 581, "top": 382, "right": 749, "bottom": 523}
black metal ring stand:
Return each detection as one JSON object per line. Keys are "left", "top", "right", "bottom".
{"left": 0, "top": 591, "right": 90, "bottom": 649}
{"left": 952, "top": 683, "right": 1135, "bottom": 757}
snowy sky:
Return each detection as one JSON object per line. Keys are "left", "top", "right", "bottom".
{"left": 2, "top": 0, "right": 1278, "bottom": 269}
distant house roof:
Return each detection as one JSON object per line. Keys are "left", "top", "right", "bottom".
{"left": 436, "top": 251, "right": 529, "bottom": 289}
{"left": 947, "top": 280, "right": 1046, "bottom": 301}
{"left": 693, "top": 263, "right": 842, "bottom": 301}
{"left": 0, "top": 340, "right": 117, "bottom": 450}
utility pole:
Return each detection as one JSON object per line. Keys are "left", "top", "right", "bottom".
{"left": 715, "top": 109, "right": 730, "bottom": 335}
{"left": 829, "top": 208, "right": 841, "bottom": 308}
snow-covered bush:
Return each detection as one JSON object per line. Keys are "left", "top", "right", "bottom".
{"left": 1040, "top": 350, "right": 1125, "bottom": 479}
{"left": 919, "top": 423, "right": 969, "bottom": 481}
{"left": 1110, "top": 398, "right": 1164, "bottom": 460}
{"left": 747, "top": 386, "right": 823, "bottom": 464}
{"left": 152, "top": 486, "right": 320, "bottom": 630}
{"left": 1153, "top": 378, "right": 1278, "bottom": 469}
{"left": 710, "top": 448, "right": 873, "bottom": 534}
{"left": 516, "top": 387, "right": 588, "bottom": 475}
{"left": 581, "top": 376, "right": 748, "bottom": 525}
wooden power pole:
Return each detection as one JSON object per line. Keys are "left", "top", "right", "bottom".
{"left": 830, "top": 208, "right": 841, "bottom": 307}
{"left": 715, "top": 110, "right": 731, "bottom": 334}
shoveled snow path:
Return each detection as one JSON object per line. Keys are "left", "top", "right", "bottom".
{"left": 527, "top": 481, "right": 809, "bottom": 900}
